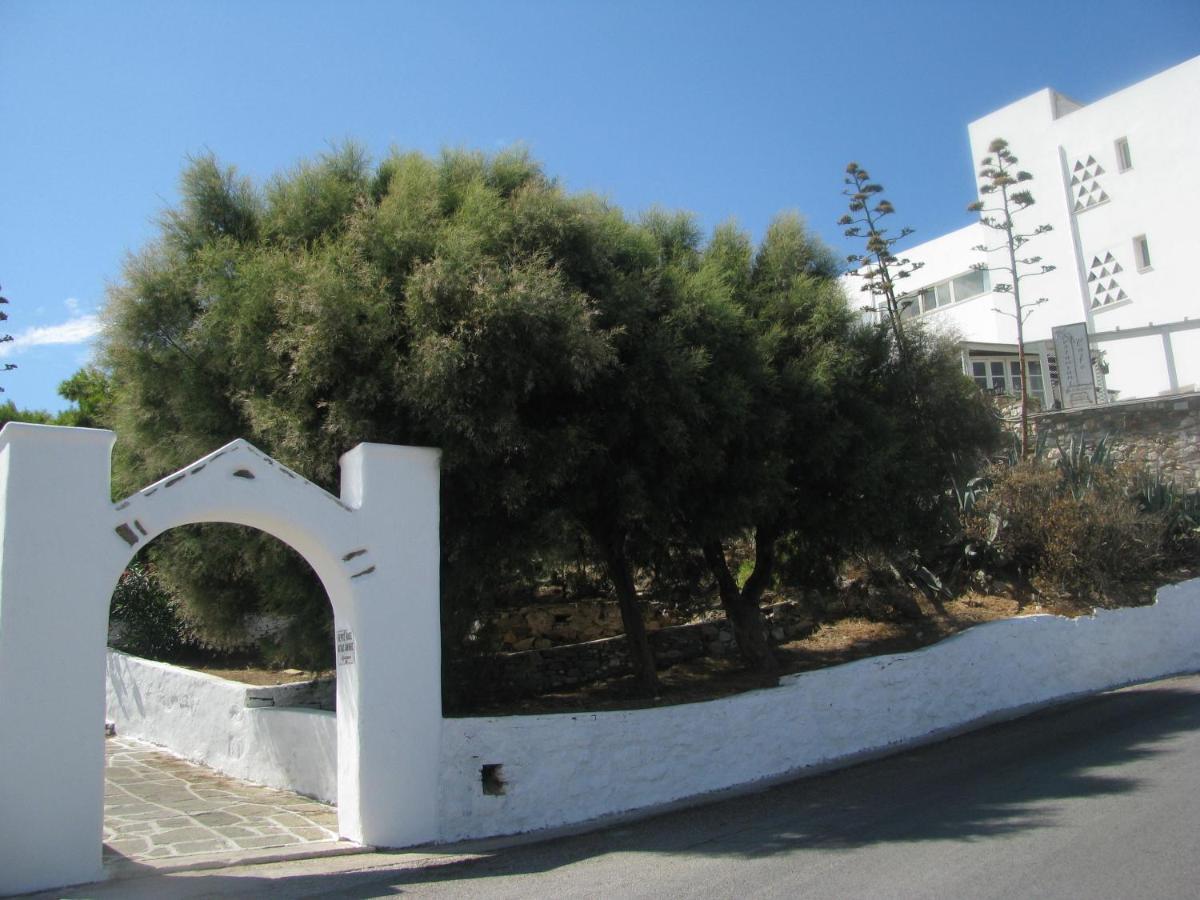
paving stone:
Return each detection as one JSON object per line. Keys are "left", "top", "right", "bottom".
{"left": 104, "top": 735, "right": 341, "bottom": 867}
{"left": 213, "top": 825, "right": 258, "bottom": 838}
{"left": 269, "top": 812, "right": 313, "bottom": 827}
{"left": 105, "top": 836, "right": 151, "bottom": 855}
{"left": 234, "top": 834, "right": 301, "bottom": 849}
{"left": 225, "top": 802, "right": 278, "bottom": 816}
{"left": 190, "top": 810, "right": 241, "bottom": 826}
{"left": 173, "top": 838, "right": 236, "bottom": 855}
{"left": 293, "top": 826, "right": 338, "bottom": 841}
{"left": 150, "top": 826, "right": 215, "bottom": 845}
{"left": 114, "top": 821, "right": 157, "bottom": 834}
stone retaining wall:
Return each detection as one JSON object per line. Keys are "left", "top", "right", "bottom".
{"left": 1032, "top": 391, "right": 1200, "bottom": 487}
{"left": 461, "top": 600, "right": 815, "bottom": 698}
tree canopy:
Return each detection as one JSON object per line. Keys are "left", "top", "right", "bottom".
{"left": 99, "top": 145, "right": 999, "bottom": 686}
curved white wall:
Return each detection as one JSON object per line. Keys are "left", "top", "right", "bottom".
{"left": 436, "top": 578, "right": 1200, "bottom": 842}
{"left": 107, "top": 579, "right": 1200, "bottom": 850}
{"left": 106, "top": 650, "right": 337, "bottom": 803}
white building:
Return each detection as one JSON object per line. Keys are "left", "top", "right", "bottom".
{"left": 860, "top": 54, "right": 1200, "bottom": 408}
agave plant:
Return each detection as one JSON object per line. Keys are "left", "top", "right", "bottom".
{"left": 1055, "top": 432, "right": 1113, "bottom": 499}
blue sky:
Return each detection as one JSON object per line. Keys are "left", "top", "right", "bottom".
{"left": 3, "top": 0, "right": 1198, "bottom": 413}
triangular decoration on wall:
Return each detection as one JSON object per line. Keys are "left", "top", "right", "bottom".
{"left": 1112, "top": 262, "right": 1123, "bottom": 273}
{"left": 1086, "top": 156, "right": 1096, "bottom": 165}
{"left": 1104, "top": 252, "right": 1115, "bottom": 262}
{"left": 1094, "top": 165, "right": 1105, "bottom": 175}
{"left": 1088, "top": 272, "right": 1098, "bottom": 282}
{"left": 1071, "top": 175, "right": 1080, "bottom": 185}
{"left": 1074, "top": 161, "right": 1085, "bottom": 171}
{"left": 1098, "top": 191, "right": 1110, "bottom": 202}
{"left": 1116, "top": 290, "right": 1128, "bottom": 301}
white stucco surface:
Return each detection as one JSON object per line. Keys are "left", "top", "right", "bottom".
{"left": 0, "top": 424, "right": 441, "bottom": 896}
{"left": 436, "top": 578, "right": 1200, "bottom": 843}
{"left": 861, "top": 54, "right": 1200, "bottom": 399}
{"left": 106, "top": 650, "right": 337, "bottom": 803}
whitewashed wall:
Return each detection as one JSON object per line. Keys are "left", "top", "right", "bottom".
{"left": 437, "top": 578, "right": 1200, "bottom": 842}
{"left": 108, "top": 580, "right": 1200, "bottom": 848}
{"left": 106, "top": 650, "right": 337, "bottom": 803}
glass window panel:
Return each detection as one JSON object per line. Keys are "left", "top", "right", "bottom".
{"left": 899, "top": 295, "right": 918, "bottom": 319}
{"left": 1009, "top": 360, "right": 1023, "bottom": 395}
{"left": 919, "top": 288, "right": 937, "bottom": 313}
{"left": 1135, "top": 235, "right": 1151, "bottom": 270}
{"left": 935, "top": 282, "right": 953, "bottom": 307}
{"left": 990, "top": 361, "right": 1006, "bottom": 391}
{"left": 1116, "top": 137, "right": 1133, "bottom": 172}
{"left": 971, "top": 361, "right": 987, "bottom": 388}
{"left": 1027, "top": 360, "right": 1045, "bottom": 402}
{"left": 951, "top": 269, "right": 988, "bottom": 301}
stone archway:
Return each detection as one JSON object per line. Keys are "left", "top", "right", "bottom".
{"left": 0, "top": 424, "right": 442, "bottom": 895}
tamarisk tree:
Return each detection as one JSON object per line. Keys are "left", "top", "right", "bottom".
{"left": 839, "top": 163, "right": 923, "bottom": 357}
{"left": 967, "top": 138, "right": 1055, "bottom": 457}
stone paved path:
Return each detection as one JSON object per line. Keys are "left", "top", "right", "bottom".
{"left": 104, "top": 734, "right": 342, "bottom": 864}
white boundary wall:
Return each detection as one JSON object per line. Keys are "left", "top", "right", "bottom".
{"left": 109, "top": 578, "right": 1200, "bottom": 846}
{"left": 106, "top": 651, "right": 337, "bottom": 803}
{"left": 437, "top": 577, "right": 1200, "bottom": 841}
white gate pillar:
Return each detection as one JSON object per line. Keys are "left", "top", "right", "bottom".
{"left": 0, "top": 425, "right": 443, "bottom": 895}
{"left": 336, "top": 444, "right": 443, "bottom": 847}
{"left": 0, "top": 425, "right": 120, "bottom": 893}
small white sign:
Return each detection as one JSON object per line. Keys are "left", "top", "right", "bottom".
{"left": 1053, "top": 322, "right": 1097, "bottom": 408}
{"left": 336, "top": 628, "right": 356, "bottom": 666}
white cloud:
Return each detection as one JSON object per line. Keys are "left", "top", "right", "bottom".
{"left": 64, "top": 297, "right": 81, "bottom": 315}
{"left": 0, "top": 314, "right": 102, "bottom": 358}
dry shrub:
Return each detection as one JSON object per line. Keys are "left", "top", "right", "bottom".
{"left": 973, "top": 460, "right": 1162, "bottom": 598}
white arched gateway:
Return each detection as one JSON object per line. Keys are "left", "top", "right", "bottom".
{"left": 0, "top": 423, "right": 441, "bottom": 895}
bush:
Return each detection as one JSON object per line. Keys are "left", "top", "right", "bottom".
{"left": 108, "top": 562, "right": 193, "bottom": 660}
{"left": 968, "top": 458, "right": 1163, "bottom": 598}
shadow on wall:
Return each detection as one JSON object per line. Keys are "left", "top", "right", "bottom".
{"left": 106, "top": 653, "right": 146, "bottom": 718}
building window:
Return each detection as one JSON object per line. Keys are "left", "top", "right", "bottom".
{"left": 970, "top": 356, "right": 1046, "bottom": 405}
{"left": 1133, "top": 235, "right": 1152, "bottom": 271}
{"left": 899, "top": 269, "right": 991, "bottom": 318}
{"left": 1008, "top": 359, "right": 1045, "bottom": 399}
{"left": 1115, "top": 137, "right": 1133, "bottom": 172}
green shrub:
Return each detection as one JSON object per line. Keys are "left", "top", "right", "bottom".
{"left": 108, "top": 562, "right": 193, "bottom": 660}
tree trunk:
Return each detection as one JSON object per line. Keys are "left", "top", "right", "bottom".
{"left": 702, "top": 528, "right": 780, "bottom": 684}
{"left": 595, "top": 530, "right": 660, "bottom": 695}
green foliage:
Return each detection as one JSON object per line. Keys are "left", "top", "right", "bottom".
{"left": 98, "top": 143, "right": 1003, "bottom": 682}
{"left": 108, "top": 562, "right": 192, "bottom": 660}
{"left": 0, "top": 399, "right": 54, "bottom": 426}
{"left": 0, "top": 367, "right": 114, "bottom": 430}
{"left": 1132, "top": 469, "right": 1200, "bottom": 549}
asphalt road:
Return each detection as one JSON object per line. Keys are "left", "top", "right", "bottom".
{"left": 52, "top": 673, "right": 1200, "bottom": 899}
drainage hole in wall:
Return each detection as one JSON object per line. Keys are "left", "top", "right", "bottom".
{"left": 481, "top": 763, "right": 506, "bottom": 796}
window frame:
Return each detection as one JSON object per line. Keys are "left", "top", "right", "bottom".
{"left": 1115, "top": 137, "right": 1133, "bottom": 173}
{"left": 1133, "top": 234, "right": 1152, "bottom": 271}
{"left": 897, "top": 269, "right": 991, "bottom": 319}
